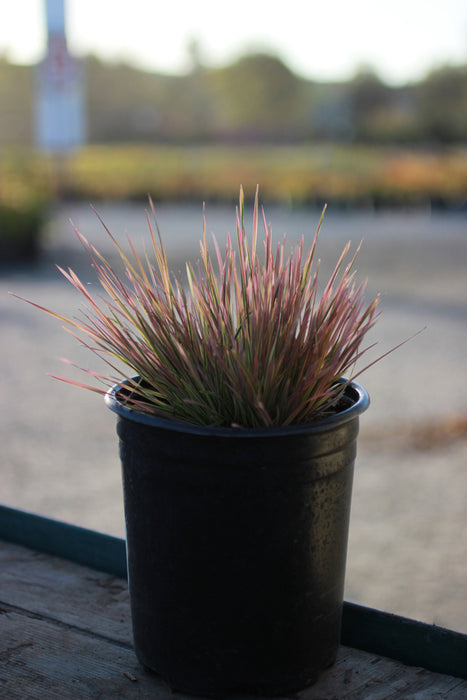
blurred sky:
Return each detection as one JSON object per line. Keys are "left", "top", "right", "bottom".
{"left": 0, "top": 0, "right": 466, "bottom": 85}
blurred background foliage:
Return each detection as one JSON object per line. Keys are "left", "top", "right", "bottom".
{"left": 2, "top": 52, "right": 467, "bottom": 146}
{"left": 0, "top": 51, "right": 466, "bottom": 219}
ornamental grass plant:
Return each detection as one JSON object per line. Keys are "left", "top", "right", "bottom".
{"left": 14, "top": 187, "right": 393, "bottom": 428}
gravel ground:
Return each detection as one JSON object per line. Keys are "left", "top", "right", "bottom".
{"left": 2, "top": 201, "right": 466, "bottom": 633}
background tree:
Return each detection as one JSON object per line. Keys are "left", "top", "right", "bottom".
{"left": 415, "top": 65, "right": 467, "bottom": 142}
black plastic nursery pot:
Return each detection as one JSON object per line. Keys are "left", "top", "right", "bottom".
{"left": 105, "top": 380, "right": 369, "bottom": 697}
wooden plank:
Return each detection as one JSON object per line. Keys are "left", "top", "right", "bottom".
{"left": 316, "top": 647, "right": 467, "bottom": 699}
{"left": 0, "top": 540, "right": 130, "bottom": 644}
{"left": 1, "top": 540, "right": 467, "bottom": 699}
{"left": 1, "top": 606, "right": 467, "bottom": 700}
{"left": 3, "top": 537, "right": 467, "bottom": 684}
{"left": 0, "top": 609, "right": 167, "bottom": 699}
{"left": 2, "top": 503, "right": 467, "bottom": 681}
{"left": 2, "top": 502, "right": 467, "bottom": 681}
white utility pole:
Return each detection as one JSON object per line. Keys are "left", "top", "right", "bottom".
{"left": 35, "top": 0, "right": 86, "bottom": 152}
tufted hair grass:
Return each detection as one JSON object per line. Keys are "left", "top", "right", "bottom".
{"left": 13, "top": 187, "right": 402, "bottom": 428}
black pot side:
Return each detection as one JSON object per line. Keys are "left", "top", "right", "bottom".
{"left": 105, "top": 380, "right": 369, "bottom": 697}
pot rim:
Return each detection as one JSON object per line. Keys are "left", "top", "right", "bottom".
{"left": 105, "top": 377, "right": 369, "bottom": 438}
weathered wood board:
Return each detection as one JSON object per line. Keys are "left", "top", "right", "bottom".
{"left": 1, "top": 540, "right": 466, "bottom": 699}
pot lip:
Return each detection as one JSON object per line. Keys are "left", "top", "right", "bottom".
{"left": 104, "top": 377, "right": 370, "bottom": 438}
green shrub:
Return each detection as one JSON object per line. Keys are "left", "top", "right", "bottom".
{"left": 0, "top": 200, "right": 48, "bottom": 264}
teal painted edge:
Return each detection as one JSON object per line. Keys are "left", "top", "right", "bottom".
{"left": 341, "top": 602, "right": 467, "bottom": 681}
{"left": 0, "top": 504, "right": 127, "bottom": 579}
{"left": 1, "top": 504, "right": 466, "bottom": 681}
